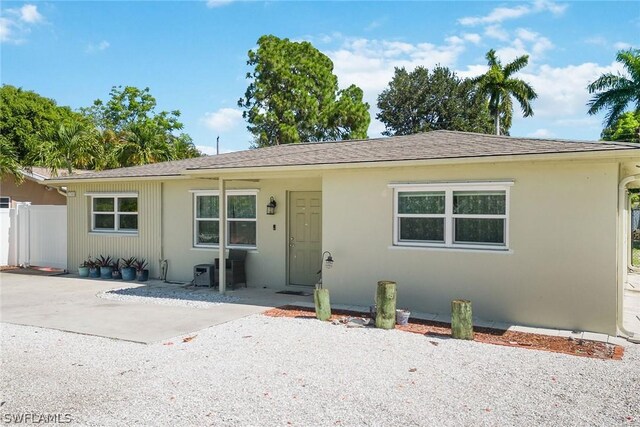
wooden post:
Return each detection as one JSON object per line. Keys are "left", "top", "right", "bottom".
{"left": 451, "top": 299, "right": 473, "bottom": 340}
{"left": 314, "top": 288, "right": 331, "bottom": 321}
{"left": 375, "top": 280, "right": 397, "bottom": 329}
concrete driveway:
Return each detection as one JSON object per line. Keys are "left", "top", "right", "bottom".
{"left": 0, "top": 272, "right": 308, "bottom": 343}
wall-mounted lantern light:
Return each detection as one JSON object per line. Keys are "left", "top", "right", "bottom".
{"left": 266, "top": 196, "right": 277, "bottom": 215}
{"left": 322, "top": 251, "right": 334, "bottom": 269}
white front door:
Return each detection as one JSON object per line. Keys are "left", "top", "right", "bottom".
{"left": 288, "top": 191, "right": 322, "bottom": 286}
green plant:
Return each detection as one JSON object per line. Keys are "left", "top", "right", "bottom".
{"left": 80, "top": 257, "right": 94, "bottom": 268}
{"left": 110, "top": 258, "right": 120, "bottom": 271}
{"left": 120, "top": 257, "right": 136, "bottom": 269}
{"left": 96, "top": 255, "right": 113, "bottom": 268}
{"left": 133, "top": 258, "right": 148, "bottom": 272}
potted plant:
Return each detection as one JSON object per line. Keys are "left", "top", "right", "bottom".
{"left": 120, "top": 257, "right": 137, "bottom": 281}
{"left": 110, "top": 258, "right": 122, "bottom": 280}
{"left": 96, "top": 255, "right": 113, "bottom": 279}
{"left": 134, "top": 258, "right": 149, "bottom": 282}
{"left": 88, "top": 258, "right": 100, "bottom": 278}
{"left": 78, "top": 258, "right": 92, "bottom": 277}
{"left": 396, "top": 308, "right": 411, "bottom": 326}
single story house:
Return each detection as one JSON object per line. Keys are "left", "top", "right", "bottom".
{"left": 0, "top": 167, "right": 69, "bottom": 208}
{"left": 47, "top": 130, "right": 640, "bottom": 337}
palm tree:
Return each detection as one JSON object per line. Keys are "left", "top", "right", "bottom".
{"left": 116, "top": 124, "right": 172, "bottom": 167}
{"left": 0, "top": 138, "right": 23, "bottom": 182}
{"left": 587, "top": 48, "right": 640, "bottom": 129}
{"left": 170, "top": 134, "right": 202, "bottom": 159}
{"left": 472, "top": 49, "right": 538, "bottom": 135}
{"left": 35, "top": 121, "right": 97, "bottom": 175}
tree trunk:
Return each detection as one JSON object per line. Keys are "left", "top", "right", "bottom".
{"left": 451, "top": 299, "right": 474, "bottom": 340}
{"left": 314, "top": 288, "right": 331, "bottom": 321}
{"left": 494, "top": 93, "right": 501, "bottom": 135}
{"left": 375, "top": 280, "right": 397, "bottom": 329}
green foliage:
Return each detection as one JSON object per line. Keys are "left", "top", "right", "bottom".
{"left": 1, "top": 84, "right": 201, "bottom": 176}
{"left": 471, "top": 49, "right": 538, "bottom": 135}
{"left": 588, "top": 48, "right": 640, "bottom": 129}
{"left": 0, "top": 85, "right": 85, "bottom": 163}
{"left": 82, "top": 85, "right": 200, "bottom": 166}
{"left": 377, "top": 66, "right": 494, "bottom": 136}
{"left": 81, "top": 85, "right": 183, "bottom": 133}
{"left": 30, "top": 121, "right": 99, "bottom": 174}
{"left": 238, "top": 35, "right": 370, "bottom": 147}
{"left": 601, "top": 111, "right": 640, "bottom": 142}
{"left": 0, "top": 137, "right": 23, "bottom": 182}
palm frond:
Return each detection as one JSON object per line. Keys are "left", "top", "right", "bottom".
{"left": 503, "top": 55, "right": 530, "bottom": 78}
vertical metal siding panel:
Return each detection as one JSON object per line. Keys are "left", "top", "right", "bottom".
{"left": 67, "top": 181, "right": 162, "bottom": 277}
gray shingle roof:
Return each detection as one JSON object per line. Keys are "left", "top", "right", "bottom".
{"left": 49, "top": 130, "right": 640, "bottom": 181}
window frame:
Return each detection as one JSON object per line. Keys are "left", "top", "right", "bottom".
{"left": 0, "top": 196, "right": 10, "bottom": 209}
{"left": 192, "top": 189, "right": 258, "bottom": 249}
{"left": 87, "top": 192, "right": 139, "bottom": 234}
{"left": 391, "top": 182, "right": 512, "bottom": 250}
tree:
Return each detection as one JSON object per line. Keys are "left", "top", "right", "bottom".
{"left": 377, "top": 66, "right": 494, "bottom": 136}
{"left": 471, "top": 49, "right": 538, "bottom": 135}
{"left": 238, "top": 35, "right": 370, "bottom": 147}
{"left": 81, "top": 86, "right": 201, "bottom": 164}
{"left": 601, "top": 111, "right": 640, "bottom": 143}
{"left": 0, "top": 137, "right": 23, "bottom": 182}
{"left": 81, "top": 85, "right": 183, "bottom": 133}
{"left": 31, "top": 121, "right": 98, "bottom": 175}
{"left": 115, "top": 124, "right": 173, "bottom": 167}
{"left": 0, "top": 85, "right": 84, "bottom": 163}
{"left": 587, "top": 48, "right": 640, "bottom": 129}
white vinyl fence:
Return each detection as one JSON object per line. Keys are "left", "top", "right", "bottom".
{"left": 0, "top": 204, "right": 67, "bottom": 269}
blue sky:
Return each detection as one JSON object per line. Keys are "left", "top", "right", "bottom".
{"left": 2, "top": 1, "right": 638, "bottom": 154}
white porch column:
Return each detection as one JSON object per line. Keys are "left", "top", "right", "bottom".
{"left": 218, "top": 177, "right": 226, "bottom": 294}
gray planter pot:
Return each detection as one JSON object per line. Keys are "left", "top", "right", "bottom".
{"left": 100, "top": 266, "right": 113, "bottom": 279}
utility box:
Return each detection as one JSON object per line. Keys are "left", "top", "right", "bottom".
{"left": 193, "top": 264, "right": 215, "bottom": 287}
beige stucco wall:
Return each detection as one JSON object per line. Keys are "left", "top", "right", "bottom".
{"left": 161, "top": 177, "right": 321, "bottom": 285}
{"left": 66, "top": 181, "right": 162, "bottom": 276}
{"left": 1, "top": 175, "right": 66, "bottom": 206}
{"left": 63, "top": 156, "right": 632, "bottom": 335}
{"left": 322, "top": 160, "right": 620, "bottom": 335}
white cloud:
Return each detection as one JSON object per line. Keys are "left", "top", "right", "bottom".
{"left": 585, "top": 36, "right": 607, "bottom": 46}
{"left": 196, "top": 145, "right": 218, "bottom": 155}
{"left": 614, "top": 42, "right": 633, "bottom": 50}
{"left": 1, "top": 4, "right": 44, "bottom": 44}
{"left": 321, "top": 35, "right": 471, "bottom": 137}
{"left": 446, "top": 33, "right": 481, "bottom": 46}
{"left": 202, "top": 108, "right": 243, "bottom": 132}
{"left": 19, "top": 4, "right": 43, "bottom": 24}
{"left": 517, "top": 61, "right": 624, "bottom": 120}
{"left": 463, "top": 33, "right": 482, "bottom": 44}
{"left": 459, "top": 1, "right": 566, "bottom": 26}
{"left": 0, "top": 18, "right": 15, "bottom": 42}
{"left": 492, "top": 29, "right": 554, "bottom": 62}
{"left": 86, "top": 40, "right": 110, "bottom": 53}
{"left": 484, "top": 25, "right": 509, "bottom": 41}
{"left": 326, "top": 37, "right": 465, "bottom": 94}
{"left": 459, "top": 5, "right": 531, "bottom": 26}
{"left": 206, "top": 0, "right": 235, "bottom": 8}
{"left": 528, "top": 128, "right": 554, "bottom": 138}
{"left": 365, "top": 20, "right": 383, "bottom": 31}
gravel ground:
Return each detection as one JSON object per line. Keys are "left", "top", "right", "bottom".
{"left": 1, "top": 317, "right": 639, "bottom": 426}
{"left": 97, "top": 285, "right": 240, "bottom": 308}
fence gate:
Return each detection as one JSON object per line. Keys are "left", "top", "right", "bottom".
{"left": 0, "top": 204, "right": 67, "bottom": 269}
